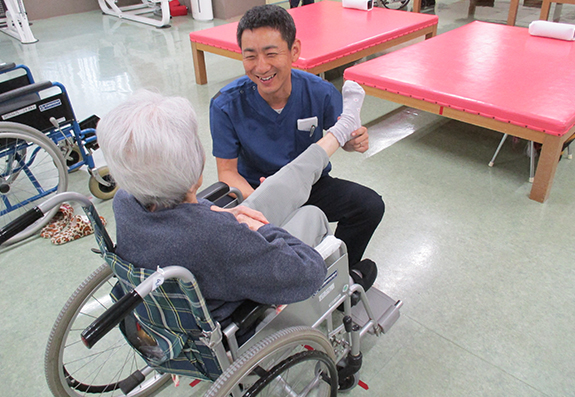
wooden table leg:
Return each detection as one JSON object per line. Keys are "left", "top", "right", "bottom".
{"left": 507, "top": 0, "right": 520, "bottom": 25}
{"left": 539, "top": 0, "right": 552, "bottom": 20}
{"left": 426, "top": 24, "right": 438, "bottom": 39}
{"left": 191, "top": 42, "right": 208, "bottom": 85}
{"left": 412, "top": 0, "right": 422, "bottom": 13}
{"left": 529, "top": 135, "right": 563, "bottom": 202}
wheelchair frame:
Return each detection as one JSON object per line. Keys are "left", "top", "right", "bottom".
{"left": 0, "top": 0, "right": 37, "bottom": 44}
{"left": 0, "top": 183, "right": 402, "bottom": 396}
{"left": 0, "top": 63, "right": 118, "bottom": 245}
{"left": 98, "top": 0, "right": 171, "bottom": 28}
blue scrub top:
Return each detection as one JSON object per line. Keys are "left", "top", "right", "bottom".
{"left": 210, "top": 70, "right": 342, "bottom": 186}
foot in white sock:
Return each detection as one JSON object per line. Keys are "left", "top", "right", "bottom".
{"left": 328, "top": 80, "right": 366, "bottom": 146}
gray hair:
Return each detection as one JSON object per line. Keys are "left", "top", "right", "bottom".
{"left": 96, "top": 90, "right": 205, "bottom": 208}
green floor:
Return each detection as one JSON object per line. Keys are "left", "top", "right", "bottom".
{"left": 1, "top": 1, "right": 574, "bottom": 396}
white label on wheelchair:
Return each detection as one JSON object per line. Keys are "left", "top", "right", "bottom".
{"left": 151, "top": 275, "right": 164, "bottom": 290}
{"left": 313, "top": 269, "right": 338, "bottom": 297}
{"left": 2, "top": 104, "right": 36, "bottom": 120}
{"left": 328, "top": 293, "right": 343, "bottom": 309}
{"left": 318, "top": 283, "right": 335, "bottom": 302}
{"left": 39, "top": 99, "right": 62, "bottom": 112}
{"left": 151, "top": 266, "right": 165, "bottom": 291}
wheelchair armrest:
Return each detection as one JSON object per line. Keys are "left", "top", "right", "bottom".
{"left": 197, "top": 181, "right": 231, "bottom": 202}
{"left": 197, "top": 181, "right": 243, "bottom": 207}
{"left": 0, "top": 62, "right": 16, "bottom": 73}
{"left": 0, "top": 80, "right": 53, "bottom": 104}
{"left": 315, "top": 235, "right": 344, "bottom": 260}
{"left": 231, "top": 300, "right": 271, "bottom": 332}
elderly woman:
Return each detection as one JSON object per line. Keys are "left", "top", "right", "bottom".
{"left": 96, "top": 84, "right": 364, "bottom": 329}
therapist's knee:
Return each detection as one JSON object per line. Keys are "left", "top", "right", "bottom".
{"left": 354, "top": 186, "right": 385, "bottom": 227}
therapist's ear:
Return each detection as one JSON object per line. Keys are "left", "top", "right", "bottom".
{"left": 291, "top": 39, "right": 301, "bottom": 62}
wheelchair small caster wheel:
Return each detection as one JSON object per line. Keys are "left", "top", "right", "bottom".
{"left": 338, "top": 372, "right": 360, "bottom": 393}
{"left": 89, "top": 166, "right": 118, "bottom": 200}
{"left": 65, "top": 144, "right": 83, "bottom": 172}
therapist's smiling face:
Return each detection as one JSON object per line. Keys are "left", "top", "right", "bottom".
{"left": 240, "top": 27, "right": 301, "bottom": 108}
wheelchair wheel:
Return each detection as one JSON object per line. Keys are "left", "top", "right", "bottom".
{"left": 245, "top": 350, "right": 338, "bottom": 396}
{"left": 205, "top": 327, "right": 337, "bottom": 397}
{"left": 44, "top": 264, "right": 171, "bottom": 397}
{"left": 64, "top": 144, "right": 83, "bottom": 172}
{"left": 89, "top": 166, "right": 118, "bottom": 200}
{"left": 0, "top": 121, "right": 68, "bottom": 245}
{"left": 376, "top": 0, "right": 410, "bottom": 9}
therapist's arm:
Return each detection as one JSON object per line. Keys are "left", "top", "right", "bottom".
{"left": 216, "top": 157, "right": 256, "bottom": 199}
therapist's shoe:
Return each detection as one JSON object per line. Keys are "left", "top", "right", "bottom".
{"left": 337, "top": 259, "right": 378, "bottom": 312}
{"left": 350, "top": 259, "right": 378, "bottom": 293}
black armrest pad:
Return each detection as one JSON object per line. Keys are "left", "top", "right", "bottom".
{"left": 197, "top": 182, "right": 230, "bottom": 203}
{"left": 231, "top": 300, "right": 271, "bottom": 331}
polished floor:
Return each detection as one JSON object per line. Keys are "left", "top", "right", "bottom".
{"left": 1, "top": 0, "right": 575, "bottom": 396}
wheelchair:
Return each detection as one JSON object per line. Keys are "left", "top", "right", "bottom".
{"left": 0, "top": 183, "right": 402, "bottom": 396}
{"left": 0, "top": 62, "right": 118, "bottom": 245}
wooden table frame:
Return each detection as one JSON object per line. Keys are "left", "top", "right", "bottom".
{"left": 411, "top": 0, "right": 561, "bottom": 26}
{"left": 359, "top": 85, "right": 574, "bottom": 202}
{"left": 190, "top": 21, "right": 437, "bottom": 85}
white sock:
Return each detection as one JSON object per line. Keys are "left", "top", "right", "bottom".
{"left": 328, "top": 80, "right": 365, "bottom": 146}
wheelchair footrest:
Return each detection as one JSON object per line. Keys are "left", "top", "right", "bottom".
{"left": 351, "top": 288, "right": 402, "bottom": 333}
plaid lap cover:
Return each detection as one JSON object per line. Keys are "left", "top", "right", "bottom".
{"left": 105, "top": 251, "right": 223, "bottom": 380}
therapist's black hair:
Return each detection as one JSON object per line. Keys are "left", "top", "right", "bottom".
{"left": 237, "top": 5, "right": 297, "bottom": 50}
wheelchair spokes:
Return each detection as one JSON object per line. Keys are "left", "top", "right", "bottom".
{"left": 205, "top": 327, "right": 337, "bottom": 397}
{"left": 44, "top": 264, "right": 170, "bottom": 397}
{"left": 245, "top": 350, "right": 337, "bottom": 396}
{"left": 0, "top": 130, "right": 67, "bottom": 240}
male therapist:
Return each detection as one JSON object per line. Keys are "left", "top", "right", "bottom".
{"left": 210, "top": 5, "right": 384, "bottom": 292}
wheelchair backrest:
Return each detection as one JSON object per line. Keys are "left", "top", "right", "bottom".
{"left": 0, "top": 65, "right": 33, "bottom": 94}
{"left": 105, "top": 252, "right": 224, "bottom": 380}
{"left": 84, "top": 202, "right": 224, "bottom": 380}
{"left": 0, "top": 83, "right": 76, "bottom": 133}
{"left": 1, "top": 64, "right": 78, "bottom": 133}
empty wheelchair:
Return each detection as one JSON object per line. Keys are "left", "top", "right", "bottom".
{"left": 0, "top": 182, "right": 401, "bottom": 396}
{"left": 0, "top": 62, "right": 118, "bottom": 245}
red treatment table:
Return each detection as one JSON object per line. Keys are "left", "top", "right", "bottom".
{"left": 189, "top": 1, "right": 438, "bottom": 85}
{"left": 344, "top": 21, "right": 575, "bottom": 203}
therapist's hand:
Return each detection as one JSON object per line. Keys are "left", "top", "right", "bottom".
{"left": 343, "top": 126, "right": 369, "bottom": 153}
{"left": 211, "top": 205, "right": 269, "bottom": 231}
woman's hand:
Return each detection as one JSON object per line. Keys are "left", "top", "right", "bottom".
{"left": 211, "top": 205, "right": 269, "bottom": 231}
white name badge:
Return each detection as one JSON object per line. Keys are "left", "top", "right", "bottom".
{"left": 297, "top": 116, "right": 319, "bottom": 137}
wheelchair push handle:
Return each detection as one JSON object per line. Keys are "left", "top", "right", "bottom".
{"left": 0, "top": 207, "right": 43, "bottom": 245}
{"left": 81, "top": 290, "right": 144, "bottom": 349}
{"left": 0, "top": 62, "right": 17, "bottom": 73}
{"left": 0, "top": 192, "right": 95, "bottom": 246}
{"left": 81, "top": 266, "right": 197, "bottom": 349}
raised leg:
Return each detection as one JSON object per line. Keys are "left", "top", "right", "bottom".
{"left": 243, "top": 144, "right": 329, "bottom": 227}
